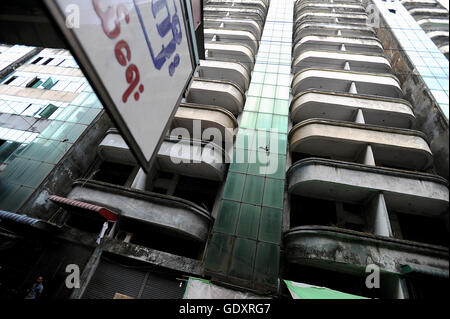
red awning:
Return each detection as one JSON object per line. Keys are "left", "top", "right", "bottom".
{"left": 49, "top": 195, "right": 118, "bottom": 222}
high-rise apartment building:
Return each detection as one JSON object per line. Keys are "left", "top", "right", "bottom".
{"left": 401, "top": 0, "right": 449, "bottom": 58}
{"left": 0, "top": 0, "right": 448, "bottom": 299}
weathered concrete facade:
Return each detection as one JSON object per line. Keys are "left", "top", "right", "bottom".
{"left": 0, "top": 0, "right": 448, "bottom": 300}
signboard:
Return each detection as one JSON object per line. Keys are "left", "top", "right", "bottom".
{"left": 44, "top": 0, "right": 197, "bottom": 172}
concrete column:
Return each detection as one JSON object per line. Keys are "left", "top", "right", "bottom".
{"left": 344, "top": 61, "right": 351, "bottom": 71}
{"left": 362, "top": 145, "right": 376, "bottom": 166}
{"left": 393, "top": 277, "right": 408, "bottom": 299}
{"left": 340, "top": 44, "right": 346, "bottom": 51}
{"left": 366, "top": 193, "right": 393, "bottom": 237}
{"left": 131, "top": 168, "right": 147, "bottom": 190}
{"left": 337, "top": 29, "right": 342, "bottom": 36}
{"left": 354, "top": 108, "right": 365, "bottom": 124}
{"left": 349, "top": 82, "right": 357, "bottom": 94}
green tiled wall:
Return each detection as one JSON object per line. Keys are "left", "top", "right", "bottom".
{"left": 205, "top": 0, "right": 293, "bottom": 291}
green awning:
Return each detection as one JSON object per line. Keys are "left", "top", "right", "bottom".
{"left": 284, "top": 280, "right": 368, "bottom": 299}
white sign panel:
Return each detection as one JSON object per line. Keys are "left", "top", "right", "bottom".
{"left": 44, "top": 0, "right": 195, "bottom": 172}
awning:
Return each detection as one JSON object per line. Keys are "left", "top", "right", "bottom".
{"left": 0, "top": 210, "right": 57, "bottom": 232}
{"left": 284, "top": 280, "right": 368, "bottom": 299}
{"left": 49, "top": 195, "right": 118, "bottom": 222}
{"left": 401, "top": 263, "right": 449, "bottom": 279}
{"left": 183, "top": 277, "right": 269, "bottom": 299}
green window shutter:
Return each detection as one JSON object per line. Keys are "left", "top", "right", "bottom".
{"left": 42, "top": 77, "right": 57, "bottom": 89}
{"left": 39, "top": 104, "right": 58, "bottom": 119}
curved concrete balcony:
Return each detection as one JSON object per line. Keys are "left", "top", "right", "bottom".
{"left": 204, "top": 18, "right": 262, "bottom": 39}
{"left": 157, "top": 136, "right": 229, "bottom": 181}
{"left": 295, "top": 3, "right": 365, "bottom": 15}
{"left": 401, "top": 0, "right": 439, "bottom": 9}
{"left": 287, "top": 158, "right": 449, "bottom": 216}
{"left": 284, "top": 226, "right": 449, "bottom": 275}
{"left": 410, "top": 8, "right": 449, "bottom": 18}
{"left": 186, "top": 78, "right": 245, "bottom": 116}
{"left": 295, "top": 12, "right": 368, "bottom": 25}
{"left": 172, "top": 103, "right": 238, "bottom": 146}
{"left": 290, "top": 90, "right": 415, "bottom": 128}
{"left": 293, "top": 35, "right": 384, "bottom": 57}
{"left": 205, "top": 42, "right": 255, "bottom": 71}
{"left": 294, "top": 24, "right": 375, "bottom": 43}
{"left": 98, "top": 131, "right": 229, "bottom": 181}
{"left": 427, "top": 31, "right": 449, "bottom": 46}
{"left": 207, "top": 0, "right": 268, "bottom": 13}
{"left": 418, "top": 18, "right": 449, "bottom": 31}
{"left": 204, "top": 28, "right": 258, "bottom": 55}
{"left": 292, "top": 50, "right": 392, "bottom": 74}
{"left": 288, "top": 119, "right": 433, "bottom": 170}
{"left": 204, "top": 6, "right": 266, "bottom": 27}
{"left": 198, "top": 59, "right": 250, "bottom": 91}
{"left": 291, "top": 68, "right": 402, "bottom": 98}
{"left": 68, "top": 179, "right": 212, "bottom": 243}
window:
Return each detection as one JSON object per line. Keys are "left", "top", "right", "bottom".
{"left": 290, "top": 195, "right": 337, "bottom": 228}
{"left": 38, "top": 104, "right": 58, "bottom": 119}
{"left": 3, "top": 76, "right": 17, "bottom": 85}
{"left": 42, "top": 57, "right": 54, "bottom": 65}
{"left": 92, "top": 161, "right": 136, "bottom": 186}
{"left": 405, "top": 276, "right": 449, "bottom": 299}
{"left": 173, "top": 175, "right": 220, "bottom": 211}
{"left": 21, "top": 104, "right": 42, "bottom": 117}
{"left": 395, "top": 212, "right": 448, "bottom": 247}
{"left": 0, "top": 140, "right": 21, "bottom": 163}
{"left": 42, "top": 77, "right": 57, "bottom": 90}
{"left": 26, "top": 77, "right": 43, "bottom": 88}
{"left": 30, "top": 57, "right": 43, "bottom": 64}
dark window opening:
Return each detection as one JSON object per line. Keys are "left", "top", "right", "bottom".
{"left": 173, "top": 175, "right": 220, "bottom": 212}
{"left": 341, "top": 202, "right": 365, "bottom": 232}
{"left": 290, "top": 195, "right": 367, "bottom": 232}
{"left": 152, "top": 187, "right": 169, "bottom": 194}
{"left": 31, "top": 57, "right": 43, "bottom": 64}
{"left": 117, "top": 217, "right": 204, "bottom": 260}
{"left": 405, "top": 276, "right": 449, "bottom": 299}
{"left": 290, "top": 195, "right": 337, "bottom": 228}
{"left": 92, "top": 161, "right": 135, "bottom": 186}
{"left": 342, "top": 202, "right": 362, "bottom": 215}
{"left": 345, "top": 222, "right": 365, "bottom": 232}
{"left": 3, "top": 76, "right": 17, "bottom": 85}
{"left": 158, "top": 171, "right": 175, "bottom": 180}
{"left": 65, "top": 208, "right": 106, "bottom": 233}
{"left": 0, "top": 140, "right": 21, "bottom": 163}
{"left": 395, "top": 212, "right": 448, "bottom": 247}
{"left": 26, "top": 77, "right": 42, "bottom": 88}
{"left": 42, "top": 58, "right": 54, "bottom": 65}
